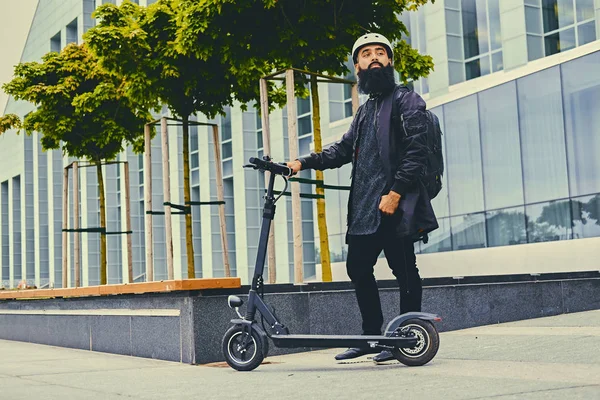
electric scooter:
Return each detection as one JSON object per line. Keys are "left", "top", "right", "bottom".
{"left": 222, "top": 156, "right": 441, "bottom": 371}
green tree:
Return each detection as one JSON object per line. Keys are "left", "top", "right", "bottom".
{"left": 175, "top": 0, "right": 436, "bottom": 281}
{"left": 86, "top": 0, "right": 255, "bottom": 278}
{"left": 0, "top": 43, "right": 151, "bottom": 285}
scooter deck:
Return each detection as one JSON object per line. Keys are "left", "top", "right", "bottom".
{"left": 270, "top": 334, "right": 418, "bottom": 349}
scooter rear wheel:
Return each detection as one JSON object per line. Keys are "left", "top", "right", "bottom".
{"left": 222, "top": 325, "right": 265, "bottom": 371}
{"left": 391, "top": 318, "right": 439, "bottom": 367}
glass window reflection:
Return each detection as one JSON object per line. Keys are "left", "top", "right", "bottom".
{"left": 444, "top": 95, "right": 485, "bottom": 215}
{"left": 577, "top": 21, "right": 596, "bottom": 46}
{"left": 561, "top": 52, "right": 600, "bottom": 197}
{"left": 479, "top": 82, "right": 524, "bottom": 209}
{"left": 517, "top": 67, "right": 569, "bottom": 204}
{"left": 542, "top": 0, "right": 574, "bottom": 33}
{"left": 451, "top": 213, "right": 486, "bottom": 250}
{"left": 486, "top": 207, "right": 527, "bottom": 247}
{"left": 421, "top": 218, "right": 452, "bottom": 253}
{"left": 526, "top": 200, "right": 572, "bottom": 243}
{"left": 544, "top": 27, "right": 576, "bottom": 56}
{"left": 571, "top": 194, "right": 600, "bottom": 239}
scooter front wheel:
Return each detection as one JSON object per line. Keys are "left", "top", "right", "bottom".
{"left": 222, "top": 325, "right": 265, "bottom": 371}
{"left": 391, "top": 318, "right": 439, "bottom": 367}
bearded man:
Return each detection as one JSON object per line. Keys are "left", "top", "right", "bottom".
{"left": 286, "top": 33, "right": 438, "bottom": 362}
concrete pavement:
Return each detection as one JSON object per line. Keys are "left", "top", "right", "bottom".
{"left": 0, "top": 310, "right": 599, "bottom": 400}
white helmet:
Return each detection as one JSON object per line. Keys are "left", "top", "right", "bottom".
{"left": 352, "top": 33, "right": 393, "bottom": 64}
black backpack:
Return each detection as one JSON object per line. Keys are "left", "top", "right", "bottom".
{"left": 391, "top": 86, "right": 444, "bottom": 200}
{"left": 422, "top": 110, "right": 444, "bottom": 200}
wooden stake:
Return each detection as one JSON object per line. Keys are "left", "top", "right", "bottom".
{"left": 351, "top": 84, "right": 359, "bottom": 114}
{"left": 286, "top": 69, "right": 304, "bottom": 285}
{"left": 161, "top": 117, "right": 174, "bottom": 280}
{"left": 259, "top": 78, "right": 277, "bottom": 284}
{"left": 73, "top": 161, "right": 80, "bottom": 288}
{"left": 62, "top": 167, "right": 68, "bottom": 288}
{"left": 212, "top": 125, "right": 231, "bottom": 277}
{"left": 144, "top": 124, "right": 154, "bottom": 282}
{"left": 310, "top": 75, "right": 332, "bottom": 282}
{"left": 124, "top": 161, "right": 133, "bottom": 284}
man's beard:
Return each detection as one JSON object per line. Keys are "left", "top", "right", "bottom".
{"left": 357, "top": 63, "right": 396, "bottom": 95}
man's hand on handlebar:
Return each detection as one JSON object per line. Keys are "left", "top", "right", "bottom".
{"left": 286, "top": 160, "right": 302, "bottom": 175}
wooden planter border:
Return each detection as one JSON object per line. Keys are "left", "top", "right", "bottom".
{"left": 0, "top": 278, "right": 240, "bottom": 300}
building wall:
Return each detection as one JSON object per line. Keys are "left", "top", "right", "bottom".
{"left": 1, "top": 1, "right": 599, "bottom": 288}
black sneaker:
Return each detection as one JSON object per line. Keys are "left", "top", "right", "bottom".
{"left": 372, "top": 350, "right": 395, "bottom": 363}
{"left": 334, "top": 347, "right": 380, "bottom": 361}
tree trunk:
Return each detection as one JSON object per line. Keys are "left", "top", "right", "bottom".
{"left": 182, "top": 116, "right": 196, "bottom": 278}
{"left": 97, "top": 161, "right": 108, "bottom": 285}
{"left": 310, "top": 74, "right": 332, "bottom": 282}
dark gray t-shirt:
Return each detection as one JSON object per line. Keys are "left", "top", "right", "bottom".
{"left": 348, "top": 98, "right": 388, "bottom": 235}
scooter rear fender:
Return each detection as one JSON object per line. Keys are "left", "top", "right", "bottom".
{"left": 383, "top": 312, "right": 442, "bottom": 335}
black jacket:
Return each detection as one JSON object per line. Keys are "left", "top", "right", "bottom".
{"left": 298, "top": 85, "right": 438, "bottom": 242}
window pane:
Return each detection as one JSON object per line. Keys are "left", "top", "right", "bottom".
{"left": 462, "top": 0, "right": 489, "bottom": 58}
{"left": 525, "top": 0, "right": 540, "bottom": 5}
{"left": 544, "top": 27, "right": 576, "bottom": 56}
{"left": 420, "top": 77, "right": 429, "bottom": 95}
{"left": 486, "top": 207, "right": 527, "bottom": 247}
{"left": 542, "top": 0, "right": 574, "bottom": 33}
{"left": 421, "top": 218, "right": 452, "bottom": 253}
{"left": 492, "top": 51, "right": 503, "bottom": 72}
{"left": 465, "top": 58, "right": 481, "bottom": 80}
{"left": 255, "top": 111, "right": 262, "bottom": 130}
{"left": 191, "top": 154, "right": 199, "bottom": 169}
{"left": 444, "top": 95, "right": 485, "bottom": 215}
{"left": 448, "top": 61, "right": 465, "bottom": 85}
{"left": 561, "top": 52, "right": 600, "bottom": 196}
{"left": 445, "top": 9, "right": 462, "bottom": 35}
{"left": 344, "top": 102, "right": 353, "bottom": 118}
{"left": 446, "top": 0, "right": 460, "bottom": 9}
{"left": 221, "top": 108, "right": 232, "bottom": 141}
{"left": 299, "top": 137, "right": 312, "bottom": 157}
{"left": 526, "top": 200, "right": 572, "bottom": 242}
{"left": 576, "top": 0, "right": 595, "bottom": 21}
{"left": 572, "top": 194, "right": 600, "bottom": 239}
{"left": 297, "top": 96, "right": 311, "bottom": 115}
{"left": 417, "top": 8, "right": 427, "bottom": 53}
{"left": 479, "top": 82, "right": 524, "bottom": 209}
{"left": 298, "top": 115, "right": 312, "bottom": 136}
{"left": 257, "top": 132, "right": 263, "bottom": 149}
{"left": 525, "top": 6, "right": 542, "bottom": 34}
{"left": 527, "top": 35, "right": 545, "bottom": 61}
{"left": 480, "top": 54, "right": 491, "bottom": 76}
{"left": 488, "top": 0, "right": 502, "bottom": 51}
{"left": 577, "top": 21, "right": 596, "bottom": 46}
{"left": 222, "top": 142, "right": 232, "bottom": 159}
{"left": 451, "top": 213, "right": 486, "bottom": 250}
{"left": 447, "top": 35, "right": 463, "bottom": 60}
{"left": 329, "top": 83, "right": 342, "bottom": 101}
{"left": 329, "top": 102, "right": 344, "bottom": 123}
{"left": 190, "top": 132, "right": 198, "bottom": 152}
{"left": 223, "top": 160, "right": 233, "bottom": 177}
{"left": 517, "top": 67, "right": 569, "bottom": 203}
{"left": 343, "top": 82, "right": 353, "bottom": 100}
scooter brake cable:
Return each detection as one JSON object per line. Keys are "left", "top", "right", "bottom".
{"left": 273, "top": 176, "right": 289, "bottom": 204}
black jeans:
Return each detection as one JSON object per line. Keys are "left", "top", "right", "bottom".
{"left": 346, "top": 220, "right": 422, "bottom": 335}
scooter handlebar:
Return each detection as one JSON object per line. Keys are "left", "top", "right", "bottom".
{"left": 247, "top": 157, "right": 293, "bottom": 177}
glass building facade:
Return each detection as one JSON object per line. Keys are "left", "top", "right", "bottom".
{"left": 422, "top": 51, "right": 600, "bottom": 254}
